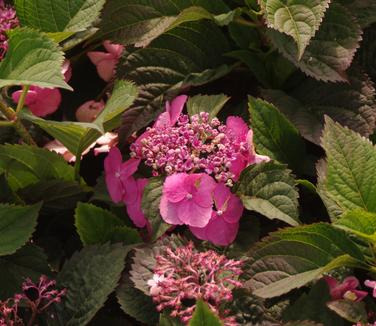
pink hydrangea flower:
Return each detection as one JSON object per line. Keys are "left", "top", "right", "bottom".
{"left": 104, "top": 147, "right": 140, "bottom": 203}
{"left": 0, "top": 0, "right": 18, "bottom": 60}
{"left": 324, "top": 276, "right": 368, "bottom": 301}
{"left": 148, "top": 242, "right": 243, "bottom": 325}
{"left": 124, "top": 178, "right": 149, "bottom": 228}
{"left": 12, "top": 60, "right": 72, "bottom": 117}
{"left": 87, "top": 41, "right": 124, "bottom": 82}
{"left": 160, "top": 173, "right": 216, "bottom": 228}
{"left": 75, "top": 100, "right": 105, "bottom": 122}
{"left": 94, "top": 132, "right": 118, "bottom": 155}
{"left": 190, "top": 183, "right": 243, "bottom": 246}
{"left": 365, "top": 279, "right": 376, "bottom": 298}
{"left": 154, "top": 95, "right": 188, "bottom": 128}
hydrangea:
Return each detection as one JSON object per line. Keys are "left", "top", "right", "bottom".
{"left": 324, "top": 276, "right": 368, "bottom": 301}
{"left": 0, "top": 0, "right": 18, "bottom": 60}
{"left": 148, "top": 242, "right": 243, "bottom": 325}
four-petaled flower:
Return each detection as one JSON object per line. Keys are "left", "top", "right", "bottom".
{"left": 324, "top": 276, "right": 368, "bottom": 302}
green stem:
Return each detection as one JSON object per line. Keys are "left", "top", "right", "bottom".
{"left": 74, "top": 152, "right": 82, "bottom": 182}
{"left": 0, "top": 120, "right": 13, "bottom": 127}
{"left": 16, "top": 84, "right": 30, "bottom": 114}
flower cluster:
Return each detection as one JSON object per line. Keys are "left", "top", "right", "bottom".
{"left": 147, "top": 242, "right": 243, "bottom": 325}
{"left": 0, "top": 0, "right": 18, "bottom": 60}
{"left": 130, "top": 97, "right": 269, "bottom": 184}
{"left": 0, "top": 275, "right": 66, "bottom": 326}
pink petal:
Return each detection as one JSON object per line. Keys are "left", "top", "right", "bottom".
{"left": 103, "top": 40, "right": 124, "bottom": 57}
{"left": 123, "top": 176, "right": 138, "bottom": 205}
{"left": 126, "top": 178, "right": 148, "bottom": 228}
{"left": 160, "top": 195, "right": 183, "bottom": 225}
{"left": 62, "top": 59, "right": 72, "bottom": 82}
{"left": 104, "top": 147, "right": 122, "bottom": 174}
{"left": 226, "top": 116, "right": 249, "bottom": 142}
{"left": 75, "top": 100, "right": 105, "bottom": 122}
{"left": 154, "top": 111, "right": 171, "bottom": 128}
{"left": 247, "top": 130, "right": 270, "bottom": 165}
{"left": 120, "top": 158, "right": 140, "bottom": 180}
{"left": 96, "top": 58, "right": 117, "bottom": 82}
{"left": 29, "top": 88, "right": 62, "bottom": 117}
{"left": 189, "top": 225, "right": 208, "bottom": 241}
{"left": 166, "top": 95, "right": 187, "bottom": 126}
{"left": 205, "top": 214, "right": 239, "bottom": 246}
{"left": 192, "top": 174, "right": 216, "bottom": 208}
{"left": 222, "top": 195, "right": 243, "bottom": 224}
{"left": 87, "top": 51, "right": 113, "bottom": 65}
{"left": 229, "top": 154, "right": 248, "bottom": 181}
{"left": 163, "top": 173, "right": 189, "bottom": 203}
{"left": 105, "top": 174, "right": 124, "bottom": 203}
{"left": 177, "top": 200, "right": 212, "bottom": 227}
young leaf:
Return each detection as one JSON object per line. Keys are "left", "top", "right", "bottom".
{"left": 248, "top": 97, "right": 306, "bottom": 172}
{"left": 318, "top": 118, "right": 376, "bottom": 215}
{"left": 0, "top": 144, "right": 76, "bottom": 191}
{"left": 15, "top": 0, "right": 106, "bottom": 33}
{"left": 268, "top": 3, "right": 362, "bottom": 82}
{"left": 96, "top": 0, "right": 229, "bottom": 46}
{"left": 246, "top": 223, "right": 365, "bottom": 298}
{"left": 75, "top": 203, "right": 141, "bottom": 245}
{"left": 57, "top": 243, "right": 129, "bottom": 325}
{"left": 263, "top": 0, "right": 330, "bottom": 59}
{"left": 0, "top": 244, "right": 51, "bottom": 300}
{"left": 141, "top": 176, "right": 171, "bottom": 241}
{"left": 0, "top": 203, "right": 41, "bottom": 256}
{"left": 186, "top": 94, "right": 230, "bottom": 119}
{"left": 235, "top": 161, "right": 300, "bottom": 226}
{"left": 189, "top": 300, "right": 222, "bottom": 326}
{"left": 0, "top": 28, "right": 71, "bottom": 90}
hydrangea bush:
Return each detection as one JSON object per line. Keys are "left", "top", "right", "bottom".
{"left": 1, "top": 0, "right": 376, "bottom": 325}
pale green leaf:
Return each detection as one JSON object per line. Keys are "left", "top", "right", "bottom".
{"left": 0, "top": 28, "right": 71, "bottom": 90}
{"left": 326, "top": 300, "right": 368, "bottom": 323}
{"left": 186, "top": 94, "right": 230, "bottom": 119}
{"left": 0, "top": 203, "right": 41, "bottom": 256}
{"left": 235, "top": 162, "right": 300, "bottom": 226}
{"left": 264, "top": 0, "right": 330, "bottom": 59}
{"left": 15, "top": 0, "right": 106, "bottom": 33}
{"left": 189, "top": 300, "right": 222, "bottom": 326}
{"left": 246, "top": 223, "right": 365, "bottom": 298}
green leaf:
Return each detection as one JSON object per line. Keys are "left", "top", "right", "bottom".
{"left": 189, "top": 300, "right": 222, "bottom": 326}
{"left": 186, "top": 94, "right": 230, "bottom": 119}
{"left": 268, "top": 3, "right": 362, "bottom": 82}
{"left": 339, "top": 0, "right": 376, "bottom": 28}
{"left": 118, "top": 20, "right": 231, "bottom": 141}
{"left": 57, "top": 243, "right": 129, "bottom": 325}
{"left": 18, "top": 180, "right": 89, "bottom": 211}
{"left": 334, "top": 209, "right": 376, "bottom": 242}
{"left": 0, "top": 244, "right": 51, "bottom": 300}
{"left": 15, "top": 0, "right": 106, "bottom": 33}
{"left": 0, "top": 173, "right": 21, "bottom": 204}
{"left": 318, "top": 117, "right": 376, "bottom": 216}
{"left": 96, "top": 0, "right": 229, "bottom": 46}
{"left": 263, "top": 0, "right": 330, "bottom": 59}
{"left": 283, "top": 279, "right": 344, "bottom": 325}
{"left": 21, "top": 80, "right": 138, "bottom": 157}
{"left": 160, "top": 313, "right": 184, "bottom": 326}
{"left": 75, "top": 203, "right": 141, "bottom": 245}
{"left": 246, "top": 223, "right": 365, "bottom": 298}
{"left": 326, "top": 299, "right": 368, "bottom": 323}
{"left": 262, "top": 69, "right": 376, "bottom": 145}
{"left": 0, "top": 203, "right": 41, "bottom": 256}
{"left": 0, "top": 28, "right": 71, "bottom": 90}
{"left": 0, "top": 144, "right": 76, "bottom": 191}
{"left": 235, "top": 161, "right": 300, "bottom": 226}
{"left": 248, "top": 97, "right": 306, "bottom": 172}
{"left": 141, "top": 176, "right": 170, "bottom": 241}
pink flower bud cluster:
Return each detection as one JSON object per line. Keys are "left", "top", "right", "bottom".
{"left": 130, "top": 112, "right": 248, "bottom": 185}
{"left": 0, "top": 275, "right": 66, "bottom": 326}
{"left": 0, "top": 0, "right": 18, "bottom": 60}
{"left": 147, "top": 242, "right": 243, "bottom": 325}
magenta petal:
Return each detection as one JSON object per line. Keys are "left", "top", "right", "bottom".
{"left": 105, "top": 174, "right": 124, "bottom": 203}
{"left": 177, "top": 200, "right": 212, "bottom": 227}
{"left": 189, "top": 225, "right": 208, "bottom": 241}
{"left": 193, "top": 174, "right": 216, "bottom": 208}
{"left": 154, "top": 111, "right": 171, "bottom": 128}
{"left": 126, "top": 178, "right": 148, "bottom": 228}
{"left": 167, "top": 95, "right": 187, "bottom": 126}
{"left": 29, "top": 88, "right": 62, "bottom": 117}
{"left": 103, "top": 40, "right": 124, "bottom": 57}
{"left": 123, "top": 176, "right": 138, "bottom": 205}
{"left": 160, "top": 196, "right": 183, "bottom": 225}
{"left": 97, "top": 58, "right": 117, "bottom": 82}
{"left": 163, "top": 173, "right": 188, "bottom": 203}
{"left": 223, "top": 195, "right": 243, "bottom": 224}
{"left": 120, "top": 158, "right": 140, "bottom": 180}
{"left": 213, "top": 183, "right": 231, "bottom": 209}
{"left": 226, "top": 116, "right": 249, "bottom": 142}
{"left": 87, "top": 51, "right": 112, "bottom": 65}
{"left": 206, "top": 215, "right": 239, "bottom": 246}
{"left": 104, "top": 147, "right": 122, "bottom": 174}
{"left": 229, "top": 154, "right": 248, "bottom": 181}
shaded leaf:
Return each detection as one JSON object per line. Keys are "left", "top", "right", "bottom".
{"left": 327, "top": 299, "right": 368, "bottom": 323}
{"left": 186, "top": 94, "right": 229, "bottom": 119}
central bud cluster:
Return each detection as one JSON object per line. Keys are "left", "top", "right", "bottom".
{"left": 130, "top": 112, "right": 248, "bottom": 185}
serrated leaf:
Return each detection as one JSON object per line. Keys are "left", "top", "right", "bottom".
{"left": 0, "top": 144, "right": 76, "bottom": 191}
{"left": 0, "top": 28, "right": 71, "bottom": 90}
{"left": 96, "top": 0, "right": 229, "bottom": 46}
{"left": 141, "top": 176, "right": 171, "bottom": 241}
{"left": 118, "top": 21, "right": 231, "bottom": 141}
{"left": 334, "top": 209, "right": 376, "bottom": 242}
{"left": 248, "top": 97, "right": 306, "bottom": 172}
{"left": 318, "top": 118, "right": 376, "bottom": 216}
{"left": 263, "top": 0, "right": 330, "bottom": 59}
{"left": 186, "top": 94, "right": 230, "bottom": 119}
{"left": 326, "top": 299, "right": 368, "bottom": 323}
{"left": 268, "top": 3, "right": 362, "bottom": 82}
{"left": 246, "top": 223, "right": 365, "bottom": 298}
{"left": 189, "top": 300, "right": 222, "bottom": 326}
{"left": 21, "top": 80, "right": 138, "bottom": 158}
{"left": 0, "top": 173, "right": 20, "bottom": 204}
{"left": 235, "top": 161, "right": 300, "bottom": 226}
{"left": 0, "top": 203, "right": 41, "bottom": 256}
{"left": 75, "top": 203, "right": 141, "bottom": 245}
{"left": 0, "top": 244, "right": 51, "bottom": 300}
{"left": 262, "top": 69, "right": 376, "bottom": 145}
{"left": 15, "top": 0, "right": 106, "bottom": 33}
{"left": 57, "top": 243, "right": 129, "bottom": 325}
